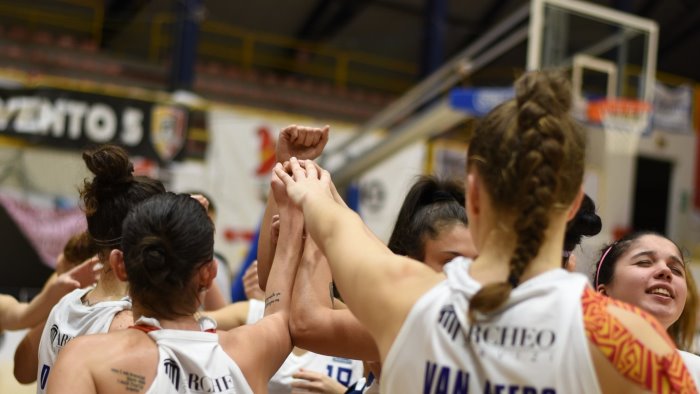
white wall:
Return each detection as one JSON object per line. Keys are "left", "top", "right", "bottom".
{"left": 576, "top": 126, "right": 698, "bottom": 276}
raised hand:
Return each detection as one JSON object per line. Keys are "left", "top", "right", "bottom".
{"left": 52, "top": 256, "right": 101, "bottom": 294}
{"left": 274, "top": 158, "right": 332, "bottom": 207}
{"left": 243, "top": 261, "right": 265, "bottom": 301}
{"left": 271, "top": 168, "right": 292, "bottom": 211}
{"left": 276, "top": 125, "right": 330, "bottom": 163}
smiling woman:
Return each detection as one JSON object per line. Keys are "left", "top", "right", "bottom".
{"left": 593, "top": 232, "right": 691, "bottom": 338}
{"left": 592, "top": 231, "right": 700, "bottom": 385}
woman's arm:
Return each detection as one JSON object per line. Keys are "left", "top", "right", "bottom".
{"left": 13, "top": 323, "right": 44, "bottom": 383}
{"left": 290, "top": 236, "right": 380, "bottom": 361}
{"left": 202, "top": 280, "right": 228, "bottom": 310}
{"left": 0, "top": 257, "right": 98, "bottom": 331}
{"left": 277, "top": 159, "right": 442, "bottom": 359}
{"left": 257, "top": 125, "right": 329, "bottom": 290}
{"left": 203, "top": 301, "right": 250, "bottom": 330}
{"left": 224, "top": 170, "right": 305, "bottom": 391}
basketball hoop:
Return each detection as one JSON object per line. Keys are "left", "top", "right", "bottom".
{"left": 588, "top": 99, "right": 651, "bottom": 155}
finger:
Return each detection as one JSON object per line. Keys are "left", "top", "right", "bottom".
{"left": 289, "top": 125, "right": 300, "bottom": 143}
{"left": 290, "top": 380, "right": 318, "bottom": 391}
{"left": 302, "top": 128, "right": 316, "bottom": 146}
{"left": 289, "top": 157, "right": 306, "bottom": 179}
{"left": 274, "top": 163, "right": 294, "bottom": 185}
{"left": 304, "top": 159, "right": 318, "bottom": 179}
{"left": 292, "top": 370, "right": 318, "bottom": 380}
{"left": 280, "top": 124, "right": 297, "bottom": 141}
{"left": 64, "top": 279, "right": 81, "bottom": 289}
{"left": 319, "top": 167, "right": 331, "bottom": 185}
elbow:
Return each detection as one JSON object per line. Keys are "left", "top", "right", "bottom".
{"left": 289, "top": 310, "right": 314, "bottom": 345}
{"left": 13, "top": 348, "right": 37, "bottom": 384}
{"left": 14, "top": 365, "right": 37, "bottom": 385}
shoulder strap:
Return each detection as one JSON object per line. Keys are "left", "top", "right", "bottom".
{"left": 129, "top": 324, "right": 160, "bottom": 333}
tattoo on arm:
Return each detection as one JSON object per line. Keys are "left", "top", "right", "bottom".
{"left": 111, "top": 368, "right": 146, "bottom": 392}
{"left": 265, "top": 292, "right": 281, "bottom": 309}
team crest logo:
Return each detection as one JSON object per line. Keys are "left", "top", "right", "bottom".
{"left": 150, "top": 105, "right": 187, "bottom": 162}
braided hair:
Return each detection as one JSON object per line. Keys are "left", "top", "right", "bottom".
{"left": 467, "top": 71, "right": 585, "bottom": 320}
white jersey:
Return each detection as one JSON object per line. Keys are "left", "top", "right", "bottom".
{"left": 680, "top": 350, "right": 700, "bottom": 389}
{"left": 134, "top": 316, "right": 253, "bottom": 394}
{"left": 382, "top": 257, "right": 600, "bottom": 394}
{"left": 37, "top": 287, "right": 131, "bottom": 393}
{"left": 246, "top": 299, "right": 364, "bottom": 393}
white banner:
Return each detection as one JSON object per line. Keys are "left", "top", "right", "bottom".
{"left": 653, "top": 81, "right": 693, "bottom": 132}
{"left": 171, "top": 107, "right": 426, "bottom": 272}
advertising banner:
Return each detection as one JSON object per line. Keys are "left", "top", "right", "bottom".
{"left": 0, "top": 88, "right": 207, "bottom": 163}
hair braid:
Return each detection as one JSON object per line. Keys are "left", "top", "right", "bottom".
{"left": 469, "top": 71, "right": 579, "bottom": 321}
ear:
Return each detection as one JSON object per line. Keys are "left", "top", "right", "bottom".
{"left": 596, "top": 284, "right": 607, "bottom": 295}
{"left": 566, "top": 254, "right": 577, "bottom": 273}
{"left": 198, "top": 259, "right": 218, "bottom": 290}
{"left": 566, "top": 187, "right": 585, "bottom": 221}
{"left": 466, "top": 171, "right": 480, "bottom": 219}
{"left": 109, "top": 249, "right": 128, "bottom": 282}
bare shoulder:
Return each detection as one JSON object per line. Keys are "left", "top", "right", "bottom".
{"left": 582, "top": 288, "right": 696, "bottom": 393}
{"left": 62, "top": 329, "right": 152, "bottom": 362}
{"left": 52, "top": 329, "right": 158, "bottom": 393}
{"left": 109, "top": 309, "right": 134, "bottom": 331}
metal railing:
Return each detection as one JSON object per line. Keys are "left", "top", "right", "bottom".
{"left": 0, "top": 0, "right": 102, "bottom": 42}
{"left": 0, "top": 2, "right": 416, "bottom": 94}
{"left": 150, "top": 14, "right": 417, "bottom": 94}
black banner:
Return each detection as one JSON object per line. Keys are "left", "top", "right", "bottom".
{"left": 0, "top": 88, "right": 208, "bottom": 163}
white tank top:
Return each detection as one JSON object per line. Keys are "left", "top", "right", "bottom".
{"left": 246, "top": 299, "right": 364, "bottom": 393}
{"left": 381, "top": 257, "right": 600, "bottom": 394}
{"left": 36, "top": 287, "right": 131, "bottom": 393}
{"left": 680, "top": 350, "right": 700, "bottom": 389}
{"left": 133, "top": 316, "right": 253, "bottom": 394}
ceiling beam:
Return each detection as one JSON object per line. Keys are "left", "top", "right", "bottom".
{"left": 295, "top": 0, "right": 372, "bottom": 42}
{"left": 101, "top": 0, "right": 152, "bottom": 47}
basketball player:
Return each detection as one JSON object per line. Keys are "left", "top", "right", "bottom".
{"left": 47, "top": 184, "right": 303, "bottom": 393}
{"left": 275, "top": 71, "right": 696, "bottom": 393}
{"left": 34, "top": 145, "right": 165, "bottom": 392}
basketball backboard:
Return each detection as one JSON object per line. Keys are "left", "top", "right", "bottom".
{"left": 527, "top": 0, "right": 658, "bottom": 107}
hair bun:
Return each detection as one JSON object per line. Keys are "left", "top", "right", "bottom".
{"left": 82, "top": 145, "right": 134, "bottom": 187}
{"left": 575, "top": 195, "right": 602, "bottom": 237}
{"left": 141, "top": 241, "right": 170, "bottom": 285}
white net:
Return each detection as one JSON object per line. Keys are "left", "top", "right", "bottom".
{"left": 600, "top": 103, "right": 651, "bottom": 155}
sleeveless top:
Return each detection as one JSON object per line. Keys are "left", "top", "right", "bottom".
{"left": 680, "top": 350, "right": 700, "bottom": 389}
{"left": 381, "top": 257, "right": 697, "bottom": 394}
{"left": 37, "top": 287, "right": 131, "bottom": 393}
{"left": 130, "top": 316, "right": 253, "bottom": 394}
{"left": 246, "top": 299, "right": 364, "bottom": 393}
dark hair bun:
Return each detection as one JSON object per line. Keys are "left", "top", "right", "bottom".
{"left": 81, "top": 145, "right": 134, "bottom": 215}
{"left": 564, "top": 194, "right": 602, "bottom": 252}
{"left": 141, "top": 239, "right": 171, "bottom": 285}
{"left": 82, "top": 145, "right": 134, "bottom": 185}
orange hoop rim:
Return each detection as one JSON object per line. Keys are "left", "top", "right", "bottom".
{"left": 587, "top": 99, "right": 652, "bottom": 123}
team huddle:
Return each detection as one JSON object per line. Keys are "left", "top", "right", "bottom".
{"left": 1, "top": 70, "right": 698, "bottom": 393}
